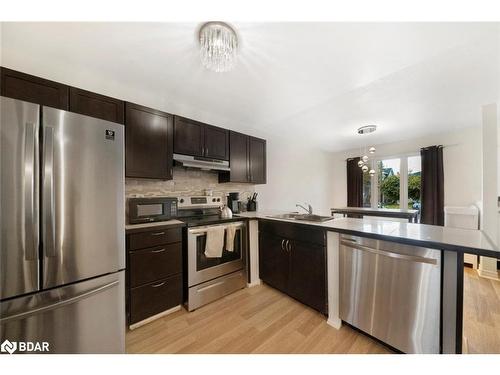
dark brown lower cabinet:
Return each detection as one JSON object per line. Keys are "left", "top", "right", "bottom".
{"left": 130, "top": 274, "right": 182, "bottom": 324}
{"left": 126, "top": 226, "right": 183, "bottom": 326}
{"left": 288, "top": 240, "right": 327, "bottom": 313}
{"left": 259, "top": 232, "right": 289, "bottom": 294}
{"left": 259, "top": 221, "right": 327, "bottom": 314}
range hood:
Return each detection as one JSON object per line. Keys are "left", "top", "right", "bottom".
{"left": 173, "top": 153, "right": 230, "bottom": 172}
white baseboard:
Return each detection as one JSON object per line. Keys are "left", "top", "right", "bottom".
{"left": 247, "top": 279, "right": 262, "bottom": 288}
{"left": 478, "top": 268, "right": 500, "bottom": 281}
{"left": 327, "top": 318, "right": 342, "bottom": 329}
{"left": 128, "top": 305, "right": 181, "bottom": 330}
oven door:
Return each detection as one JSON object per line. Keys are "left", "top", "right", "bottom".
{"left": 187, "top": 222, "right": 247, "bottom": 287}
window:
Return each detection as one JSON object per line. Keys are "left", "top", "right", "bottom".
{"left": 377, "top": 158, "right": 401, "bottom": 209}
{"left": 362, "top": 169, "right": 372, "bottom": 207}
{"left": 407, "top": 156, "right": 421, "bottom": 212}
{"left": 368, "top": 154, "right": 421, "bottom": 216}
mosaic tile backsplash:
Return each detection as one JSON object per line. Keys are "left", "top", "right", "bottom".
{"left": 125, "top": 167, "right": 256, "bottom": 204}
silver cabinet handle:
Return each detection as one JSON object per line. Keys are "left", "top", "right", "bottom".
{"left": 286, "top": 240, "right": 291, "bottom": 252}
{"left": 150, "top": 232, "right": 165, "bottom": 236}
{"left": 281, "top": 239, "right": 285, "bottom": 251}
{"left": 151, "top": 281, "right": 166, "bottom": 288}
{"left": 43, "top": 126, "right": 56, "bottom": 258}
{"left": 24, "top": 122, "right": 39, "bottom": 261}
{"left": 340, "top": 240, "right": 438, "bottom": 265}
{"left": 151, "top": 248, "right": 166, "bottom": 253}
{"left": 341, "top": 237, "right": 357, "bottom": 243}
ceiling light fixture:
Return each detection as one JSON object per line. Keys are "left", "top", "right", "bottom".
{"left": 199, "top": 22, "right": 238, "bottom": 73}
{"left": 357, "top": 125, "right": 377, "bottom": 175}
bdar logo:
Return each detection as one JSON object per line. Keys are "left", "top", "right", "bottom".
{"left": 1, "top": 339, "right": 17, "bottom": 354}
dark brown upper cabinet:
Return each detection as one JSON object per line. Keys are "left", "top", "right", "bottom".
{"left": 173, "top": 116, "right": 228, "bottom": 160}
{"left": 173, "top": 116, "right": 204, "bottom": 157}
{"left": 248, "top": 136, "right": 266, "bottom": 184}
{"left": 220, "top": 131, "right": 266, "bottom": 184}
{"left": 204, "top": 124, "right": 229, "bottom": 160}
{"left": 225, "top": 131, "right": 249, "bottom": 183}
{"left": 69, "top": 87, "right": 124, "bottom": 124}
{"left": 1, "top": 67, "right": 69, "bottom": 110}
{"left": 125, "top": 102, "right": 173, "bottom": 180}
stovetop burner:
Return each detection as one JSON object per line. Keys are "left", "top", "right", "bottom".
{"left": 176, "top": 195, "right": 244, "bottom": 227}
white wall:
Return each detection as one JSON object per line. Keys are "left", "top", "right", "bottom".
{"left": 255, "top": 136, "right": 335, "bottom": 216}
{"left": 329, "top": 126, "right": 483, "bottom": 209}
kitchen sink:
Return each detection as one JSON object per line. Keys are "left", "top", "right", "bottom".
{"left": 267, "top": 213, "right": 334, "bottom": 222}
{"left": 267, "top": 213, "right": 302, "bottom": 219}
{"left": 294, "top": 214, "right": 334, "bottom": 222}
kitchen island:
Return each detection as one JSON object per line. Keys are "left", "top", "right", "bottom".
{"left": 236, "top": 211, "right": 499, "bottom": 354}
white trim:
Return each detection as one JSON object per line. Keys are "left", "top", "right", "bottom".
{"left": 247, "top": 279, "right": 262, "bottom": 288}
{"left": 128, "top": 305, "right": 181, "bottom": 330}
{"left": 327, "top": 318, "right": 342, "bottom": 329}
{"left": 248, "top": 220, "right": 260, "bottom": 286}
{"left": 326, "top": 232, "right": 341, "bottom": 330}
{"left": 400, "top": 155, "right": 409, "bottom": 209}
{"left": 477, "top": 268, "right": 500, "bottom": 280}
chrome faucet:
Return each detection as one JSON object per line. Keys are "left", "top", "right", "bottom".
{"left": 296, "top": 203, "right": 313, "bottom": 214}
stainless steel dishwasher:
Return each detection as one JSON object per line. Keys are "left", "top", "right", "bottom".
{"left": 339, "top": 234, "right": 441, "bottom": 354}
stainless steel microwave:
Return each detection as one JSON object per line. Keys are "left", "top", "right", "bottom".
{"left": 128, "top": 197, "right": 178, "bottom": 224}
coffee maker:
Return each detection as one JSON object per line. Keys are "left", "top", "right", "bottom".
{"left": 228, "top": 192, "right": 240, "bottom": 214}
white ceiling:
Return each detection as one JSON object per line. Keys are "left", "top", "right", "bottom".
{"left": 1, "top": 22, "right": 499, "bottom": 151}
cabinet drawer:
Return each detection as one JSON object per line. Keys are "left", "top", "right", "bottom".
{"left": 128, "top": 227, "right": 181, "bottom": 250}
{"left": 129, "top": 243, "right": 182, "bottom": 288}
{"left": 129, "top": 274, "right": 182, "bottom": 324}
{"left": 259, "top": 220, "right": 326, "bottom": 246}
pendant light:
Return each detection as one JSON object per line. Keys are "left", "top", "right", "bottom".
{"left": 357, "top": 125, "right": 377, "bottom": 175}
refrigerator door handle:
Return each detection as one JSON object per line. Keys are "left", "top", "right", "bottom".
{"left": 0, "top": 280, "right": 119, "bottom": 324}
{"left": 43, "top": 126, "right": 56, "bottom": 257}
{"left": 24, "top": 122, "right": 39, "bottom": 261}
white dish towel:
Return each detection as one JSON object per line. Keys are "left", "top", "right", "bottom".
{"left": 204, "top": 226, "right": 225, "bottom": 258}
{"left": 225, "top": 225, "right": 237, "bottom": 252}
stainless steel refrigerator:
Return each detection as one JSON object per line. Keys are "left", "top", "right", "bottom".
{"left": 0, "top": 97, "right": 125, "bottom": 353}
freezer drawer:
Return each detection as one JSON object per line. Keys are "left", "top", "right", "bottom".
{"left": 0, "top": 271, "right": 125, "bottom": 354}
{"left": 339, "top": 235, "right": 441, "bottom": 354}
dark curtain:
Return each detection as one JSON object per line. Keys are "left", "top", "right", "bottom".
{"left": 347, "top": 157, "right": 363, "bottom": 207}
{"left": 420, "top": 146, "right": 444, "bottom": 225}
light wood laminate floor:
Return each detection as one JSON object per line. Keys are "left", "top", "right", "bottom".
{"left": 126, "top": 284, "right": 391, "bottom": 354}
{"left": 126, "top": 269, "right": 500, "bottom": 354}
{"left": 463, "top": 267, "right": 500, "bottom": 354}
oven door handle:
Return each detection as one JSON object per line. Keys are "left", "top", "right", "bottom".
{"left": 188, "top": 223, "right": 245, "bottom": 235}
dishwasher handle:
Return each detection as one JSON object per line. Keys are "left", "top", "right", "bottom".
{"left": 340, "top": 240, "right": 438, "bottom": 265}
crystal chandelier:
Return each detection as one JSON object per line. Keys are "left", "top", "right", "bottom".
{"left": 199, "top": 22, "right": 238, "bottom": 73}
{"left": 357, "top": 125, "right": 377, "bottom": 176}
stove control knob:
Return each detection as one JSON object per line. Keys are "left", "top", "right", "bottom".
{"left": 180, "top": 198, "right": 184, "bottom": 203}
{"left": 217, "top": 198, "right": 221, "bottom": 202}
{"left": 212, "top": 198, "right": 216, "bottom": 202}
